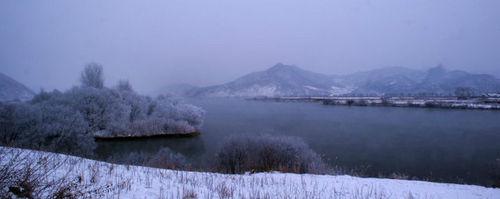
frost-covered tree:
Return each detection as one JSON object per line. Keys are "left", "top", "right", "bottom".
{"left": 115, "top": 82, "right": 149, "bottom": 123}
{"left": 0, "top": 101, "right": 95, "bottom": 155}
{"left": 36, "top": 103, "right": 95, "bottom": 154}
{"left": 76, "top": 67, "right": 205, "bottom": 137}
{"left": 174, "top": 103, "right": 205, "bottom": 129}
{"left": 68, "top": 87, "right": 132, "bottom": 136}
{"left": 80, "top": 63, "right": 104, "bottom": 89}
{"left": 146, "top": 96, "right": 205, "bottom": 134}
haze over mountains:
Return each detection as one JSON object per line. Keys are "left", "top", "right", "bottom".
{"left": 3, "top": 63, "right": 500, "bottom": 100}
{"left": 187, "top": 63, "right": 500, "bottom": 97}
{"left": 0, "top": 72, "right": 34, "bottom": 101}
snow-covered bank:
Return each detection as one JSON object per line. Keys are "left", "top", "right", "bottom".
{"left": 1, "top": 147, "right": 499, "bottom": 199}
{"left": 253, "top": 96, "right": 500, "bottom": 110}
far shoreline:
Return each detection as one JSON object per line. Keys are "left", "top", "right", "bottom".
{"left": 249, "top": 96, "right": 500, "bottom": 110}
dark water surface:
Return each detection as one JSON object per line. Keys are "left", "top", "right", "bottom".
{"left": 97, "top": 99, "right": 500, "bottom": 186}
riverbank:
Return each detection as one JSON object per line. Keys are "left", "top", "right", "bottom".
{"left": 1, "top": 146, "right": 499, "bottom": 198}
{"left": 251, "top": 96, "right": 500, "bottom": 110}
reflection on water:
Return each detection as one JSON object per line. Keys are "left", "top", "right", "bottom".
{"left": 96, "top": 136, "right": 206, "bottom": 164}
{"left": 98, "top": 98, "right": 500, "bottom": 186}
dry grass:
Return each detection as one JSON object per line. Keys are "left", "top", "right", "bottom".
{"left": 2, "top": 147, "right": 497, "bottom": 199}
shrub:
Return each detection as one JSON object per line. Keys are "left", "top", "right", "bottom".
{"left": 215, "top": 134, "right": 328, "bottom": 174}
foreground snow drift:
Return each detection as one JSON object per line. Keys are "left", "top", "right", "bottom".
{"left": 1, "top": 147, "right": 499, "bottom": 199}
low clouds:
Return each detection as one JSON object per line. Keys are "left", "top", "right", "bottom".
{"left": 1, "top": 0, "right": 499, "bottom": 94}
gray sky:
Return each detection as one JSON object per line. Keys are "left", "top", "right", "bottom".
{"left": 1, "top": 0, "right": 500, "bottom": 94}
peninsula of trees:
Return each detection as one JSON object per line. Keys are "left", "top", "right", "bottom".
{"left": 0, "top": 63, "right": 205, "bottom": 154}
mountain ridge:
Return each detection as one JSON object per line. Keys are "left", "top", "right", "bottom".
{"left": 185, "top": 63, "right": 500, "bottom": 97}
{"left": 0, "top": 72, "right": 35, "bottom": 101}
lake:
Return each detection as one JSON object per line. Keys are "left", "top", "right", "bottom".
{"left": 96, "top": 98, "right": 500, "bottom": 186}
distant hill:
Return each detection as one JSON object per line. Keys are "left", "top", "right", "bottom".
{"left": 344, "top": 65, "right": 500, "bottom": 95}
{"left": 0, "top": 72, "right": 35, "bottom": 101}
{"left": 187, "top": 63, "right": 344, "bottom": 97}
{"left": 187, "top": 63, "right": 500, "bottom": 97}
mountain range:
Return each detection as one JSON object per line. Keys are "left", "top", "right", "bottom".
{"left": 185, "top": 63, "right": 500, "bottom": 97}
{"left": 0, "top": 72, "right": 35, "bottom": 101}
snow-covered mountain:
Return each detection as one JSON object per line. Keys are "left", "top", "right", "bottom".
{"left": 188, "top": 63, "right": 347, "bottom": 97}
{"left": 187, "top": 63, "right": 500, "bottom": 97}
{"left": 414, "top": 66, "right": 500, "bottom": 95}
{"left": 346, "top": 65, "right": 500, "bottom": 95}
{"left": 0, "top": 72, "right": 34, "bottom": 101}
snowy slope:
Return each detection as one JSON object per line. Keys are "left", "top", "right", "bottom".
{"left": 188, "top": 64, "right": 500, "bottom": 97}
{"left": 2, "top": 147, "right": 499, "bottom": 199}
{"left": 188, "top": 63, "right": 344, "bottom": 97}
{"left": 0, "top": 72, "right": 34, "bottom": 101}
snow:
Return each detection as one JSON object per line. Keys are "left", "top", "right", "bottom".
{"left": 304, "top": 85, "right": 320, "bottom": 91}
{"left": 2, "top": 147, "right": 499, "bottom": 199}
{"left": 329, "top": 86, "right": 356, "bottom": 96}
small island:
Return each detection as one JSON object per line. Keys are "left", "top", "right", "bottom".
{"left": 0, "top": 64, "right": 205, "bottom": 156}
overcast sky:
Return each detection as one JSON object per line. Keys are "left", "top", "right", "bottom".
{"left": 1, "top": 0, "right": 499, "bottom": 94}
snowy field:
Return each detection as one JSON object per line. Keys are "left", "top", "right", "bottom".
{"left": 1, "top": 147, "right": 499, "bottom": 199}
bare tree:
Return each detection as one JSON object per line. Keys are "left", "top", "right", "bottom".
{"left": 80, "top": 63, "right": 104, "bottom": 89}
